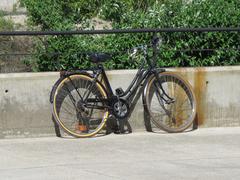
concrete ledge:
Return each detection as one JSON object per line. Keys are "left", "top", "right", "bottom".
{"left": 1, "top": 66, "right": 240, "bottom": 138}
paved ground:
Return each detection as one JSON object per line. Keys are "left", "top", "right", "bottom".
{"left": 0, "top": 127, "right": 240, "bottom": 180}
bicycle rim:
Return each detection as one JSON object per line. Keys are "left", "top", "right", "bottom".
{"left": 52, "top": 74, "right": 109, "bottom": 137}
{"left": 146, "top": 72, "right": 196, "bottom": 133}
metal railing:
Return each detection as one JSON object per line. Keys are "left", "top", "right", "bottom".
{"left": 0, "top": 27, "right": 239, "bottom": 72}
{"left": 0, "top": 27, "right": 240, "bottom": 36}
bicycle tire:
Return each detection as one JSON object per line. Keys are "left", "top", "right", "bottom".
{"left": 52, "top": 74, "right": 109, "bottom": 138}
{"left": 145, "top": 72, "right": 196, "bottom": 133}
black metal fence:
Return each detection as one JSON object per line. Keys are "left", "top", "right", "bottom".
{"left": 0, "top": 27, "right": 239, "bottom": 73}
{"left": 0, "top": 27, "right": 240, "bottom": 36}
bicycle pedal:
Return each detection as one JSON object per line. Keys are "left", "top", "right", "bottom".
{"left": 115, "top": 88, "right": 124, "bottom": 96}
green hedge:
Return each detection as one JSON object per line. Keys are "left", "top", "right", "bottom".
{"left": 22, "top": 0, "right": 240, "bottom": 71}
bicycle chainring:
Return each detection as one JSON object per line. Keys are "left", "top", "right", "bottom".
{"left": 112, "top": 98, "right": 130, "bottom": 119}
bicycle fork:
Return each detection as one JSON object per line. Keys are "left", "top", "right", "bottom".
{"left": 153, "top": 73, "right": 177, "bottom": 124}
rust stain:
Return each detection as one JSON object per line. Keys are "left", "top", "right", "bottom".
{"left": 193, "top": 67, "right": 207, "bottom": 126}
{"left": 174, "top": 67, "right": 207, "bottom": 127}
{"left": 162, "top": 70, "right": 194, "bottom": 128}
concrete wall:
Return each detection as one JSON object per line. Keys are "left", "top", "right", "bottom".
{"left": 0, "top": 0, "right": 18, "bottom": 11}
{"left": 1, "top": 66, "right": 240, "bottom": 138}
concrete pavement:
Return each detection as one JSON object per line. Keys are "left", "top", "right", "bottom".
{"left": 0, "top": 127, "right": 240, "bottom": 180}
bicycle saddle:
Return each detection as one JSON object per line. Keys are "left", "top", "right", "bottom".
{"left": 88, "top": 53, "right": 112, "bottom": 63}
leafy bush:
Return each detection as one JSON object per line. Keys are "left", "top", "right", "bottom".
{"left": 22, "top": 0, "right": 240, "bottom": 71}
{"left": 0, "top": 13, "right": 14, "bottom": 53}
{"left": 116, "top": 0, "right": 240, "bottom": 67}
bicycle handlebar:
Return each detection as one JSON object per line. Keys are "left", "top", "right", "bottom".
{"left": 128, "top": 34, "right": 163, "bottom": 67}
{"left": 129, "top": 45, "right": 147, "bottom": 57}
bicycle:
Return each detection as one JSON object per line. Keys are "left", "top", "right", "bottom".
{"left": 50, "top": 35, "right": 197, "bottom": 138}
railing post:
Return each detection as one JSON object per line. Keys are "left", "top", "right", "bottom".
{"left": 152, "top": 31, "right": 159, "bottom": 67}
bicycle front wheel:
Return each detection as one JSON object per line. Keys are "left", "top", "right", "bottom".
{"left": 145, "top": 72, "right": 196, "bottom": 133}
{"left": 52, "top": 74, "right": 109, "bottom": 138}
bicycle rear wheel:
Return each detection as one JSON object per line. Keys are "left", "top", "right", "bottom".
{"left": 52, "top": 74, "right": 109, "bottom": 137}
{"left": 145, "top": 72, "right": 196, "bottom": 133}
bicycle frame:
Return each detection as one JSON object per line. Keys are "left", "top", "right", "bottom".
{"left": 95, "top": 65, "right": 150, "bottom": 97}
{"left": 90, "top": 66, "right": 167, "bottom": 111}
{"left": 83, "top": 34, "right": 169, "bottom": 111}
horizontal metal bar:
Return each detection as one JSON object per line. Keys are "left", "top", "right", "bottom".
{"left": 0, "top": 48, "right": 239, "bottom": 57}
{"left": 174, "top": 48, "right": 240, "bottom": 52}
{"left": 0, "top": 27, "right": 239, "bottom": 36}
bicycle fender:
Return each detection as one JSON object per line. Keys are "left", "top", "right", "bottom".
{"left": 142, "top": 75, "right": 153, "bottom": 108}
{"left": 49, "top": 70, "right": 93, "bottom": 104}
{"left": 142, "top": 68, "right": 165, "bottom": 107}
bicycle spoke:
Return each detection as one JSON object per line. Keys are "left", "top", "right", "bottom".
{"left": 67, "top": 77, "right": 84, "bottom": 102}
{"left": 60, "top": 106, "right": 76, "bottom": 116}
{"left": 146, "top": 73, "right": 196, "bottom": 133}
{"left": 52, "top": 74, "right": 109, "bottom": 137}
